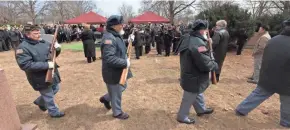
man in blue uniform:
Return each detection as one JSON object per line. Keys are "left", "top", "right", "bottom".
{"left": 99, "top": 15, "right": 133, "bottom": 120}
{"left": 15, "top": 24, "right": 65, "bottom": 118}
{"left": 176, "top": 20, "right": 218, "bottom": 124}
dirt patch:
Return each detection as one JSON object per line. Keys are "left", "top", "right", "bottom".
{"left": 0, "top": 48, "right": 284, "bottom": 130}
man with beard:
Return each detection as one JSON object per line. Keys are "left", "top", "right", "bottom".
{"left": 235, "top": 19, "right": 290, "bottom": 128}
{"left": 176, "top": 19, "right": 218, "bottom": 124}
{"left": 15, "top": 24, "right": 65, "bottom": 118}
{"left": 99, "top": 15, "right": 134, "bottom": 120}
{"left": 212, "top": 20, "right": 230, "bottom": 82}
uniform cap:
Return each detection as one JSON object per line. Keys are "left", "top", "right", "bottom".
{"left": 106, "top": 15, "right": 124, "bottom": 27}
{"left": 23, "top": 24, "right": 41, "bottom": 33}
{"left": 191, "top": 19, "right": 208, "bottom": 31}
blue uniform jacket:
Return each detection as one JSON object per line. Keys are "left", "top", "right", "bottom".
{"left": 16, "top": 36, "right": 61, "bottom": 91}
{"left": 101, "top": 28, "right": 133, "bottom": 84}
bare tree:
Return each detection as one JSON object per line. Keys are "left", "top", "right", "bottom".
{"left": 196, "top": 0, "right": 235, "bottom": 11}
{"left": 272, "top": 1, "right": 290, "bottom": 16}
{"left": 139, "top": 0, "right": 197, "bottom": 24}
{"left": 18, "top": 0, "right": 49, "bottom": 24}
{"left": 119, "top": 3, "right": 135, "bottom": 23}
{"left": 0, "top": 1, "right": 22, "bottom": 24}
{"left": 245, "top": 1, "right": 274, "bottom": 18}
{"left": 66, "top": 1, "right": 99, "bottom": 18}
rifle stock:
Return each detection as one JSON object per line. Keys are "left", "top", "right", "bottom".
{"left": 45, "top": 26, "right": 59, "bottom": 84}
{"left": 207, "top": 31, "right": 217, "bottom": 84}
{"left": 119, "top": 30, "right": 135, "bottom": 86}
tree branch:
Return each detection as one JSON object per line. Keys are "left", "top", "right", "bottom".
{"left": 174, "top": 0, "right": 196, "bottom": 15}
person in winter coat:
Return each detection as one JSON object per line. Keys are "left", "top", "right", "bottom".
{"left": 212, "top": 20, "right": 230, "bottom": 82}
{"left": 80, "top": 24, "right": 96, "bottom": 63}
{"left": 176, "top": 19, "right": 218, "bottom": 124}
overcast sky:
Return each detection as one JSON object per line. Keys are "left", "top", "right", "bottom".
{"left": 95, "top": 0, "right": 245, "bottom": 17}
{"left": 96, "top": 0, "right": 141, "bottom": 16}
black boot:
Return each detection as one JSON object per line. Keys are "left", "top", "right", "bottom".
{"left": 87, "top": 57, "right": 92, "bottom": 63}
{"left": 92, "top": 57, "right": 96, "bottom": 62}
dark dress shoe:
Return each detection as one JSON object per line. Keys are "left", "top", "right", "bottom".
{"left": 247, "top": 80, "right": 258, "bottom": 84}
{"left": 99, "top": 97, "right": 111, "bottom": 110}
{"left": 177, "top": 118, "right": 195, "bottom": 124}
{"left": 114, "top": 112, "right": 129, "bottom": 120}
{"left": 235, "top": 110, "right": 246, "bottom": 116}
{"left": 50, "top": 112, "right": 65, "bottom": 118}
{"left": 197, "top": 108, "right": 214, "bottom": 116}
{"left": 33, "top": 101, "right": 47, "bottom": 112}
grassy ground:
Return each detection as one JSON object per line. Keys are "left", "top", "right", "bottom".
{"left": 62, "top": 41, "right": 100, "bottom": 51}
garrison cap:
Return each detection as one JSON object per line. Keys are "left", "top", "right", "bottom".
{"left": 106, "top": 15, "right": 124, "bottom": 27}
{"left": 23, "top": 24, "right": 40, "bottom": 33}
{"left": 283, "top": 18, "right": 290, "bottom": 26}
{"left": 191, "top": 19, "right": 208, "bottom": 31}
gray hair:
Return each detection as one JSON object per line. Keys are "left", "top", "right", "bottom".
{"left": 216, "top": 20, "right": 227, "bottom": 28}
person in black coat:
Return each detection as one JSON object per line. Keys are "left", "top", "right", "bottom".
{"left": 235, "top": 19, "right": 290, "bottom": 128}
{"left": 80, "top": 24, "right": 96, "bottom": 63}
{"left": 176, "top": 19, "right": 218, "bottom": 124}
{"left": 155, "top": 25, "right": 164, "bottom": 55}
{"left": 133, "top": 28, "right": 144, "bottom": 59}
{"left": 9, "top": 28, "right": 21, "bottom": 51}
{"left": 212, "top": 20, "right": 230, "bottom": 82}
{"left": 163, "top": 26, "right": 174, "bottom": 56}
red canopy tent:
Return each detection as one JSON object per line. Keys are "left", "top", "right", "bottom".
{"left": 129, "top": 11, "right": 170, "bottom": 23}
{"left": 65, "top": 11, "right": 107, "bottom": 24}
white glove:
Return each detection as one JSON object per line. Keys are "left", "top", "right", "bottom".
{"left": 54, "top": 41, "right": 61, "bottom": 48}
{"left": 48, "top": 62, "right": 54, "bottom": 69}
{"left": 129, "top": 34, "right": 135, "bottom": 42}
{"left": 126, "top": 59, "right": 130, "bottom": 68}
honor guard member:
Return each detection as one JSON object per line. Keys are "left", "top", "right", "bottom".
{"left": 176, "top": 19, "right": 218, "bottom": 124}
{"left": 99, "top": 15, "right": 133, "bottom": 120}
{"left": 15, "top": 24, "right": 65, "bottom": 118}
{"left": 235, "top": 19, "right": 290, "bottom": 128}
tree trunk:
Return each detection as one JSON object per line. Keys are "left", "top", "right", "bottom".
{"left": 169, "top": 1, "right": 174, "bottom": 25}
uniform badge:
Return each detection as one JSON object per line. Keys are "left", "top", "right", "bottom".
{"left": 16, "top": 49, "right": 23, "bottom": 54}
{"left": 198, "top": 46, "right": 207, "bottom": 52}
{"left": 105, "top": 40, "right": 112, "bottom": 44}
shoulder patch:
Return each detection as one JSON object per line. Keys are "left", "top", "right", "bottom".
{"left": 198, "top": 46, "right": 207, "bottom": 52}
{"left": 16, "top": 49, "right": 23, "bottom": 54}
{"left": 105, "top": 40, "right": 112, "bottom": 44}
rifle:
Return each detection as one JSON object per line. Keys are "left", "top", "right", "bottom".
{"left": 45, "top": 25, "right": 59, "bottom": 84}
{"left": 207, "top": 31, "right": 217, "bottom": 84}
{"left": 119, "top": 29, "right": 135, "bottom": 86}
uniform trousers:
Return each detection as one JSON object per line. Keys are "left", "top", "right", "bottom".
{"left": 102, "top": 83, "right": 127, "bottom": 116}
{"left": 34, "top": 84, "right": 60, "bottom": 116}
{"left": 236, "top": 86, "right": 290, "bottom": 127}
{"left": 177, "top": 91, "right": 207, "bottom": 121}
